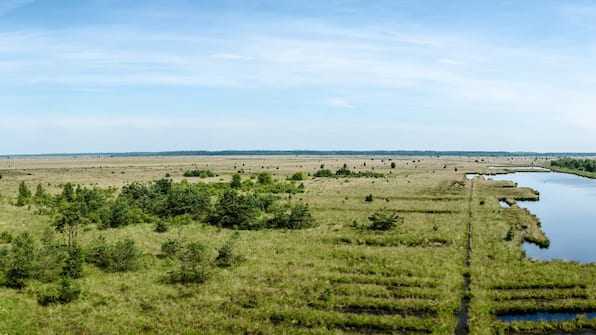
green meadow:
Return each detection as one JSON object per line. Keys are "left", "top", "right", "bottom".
{"left": 0, "top": 156, "right": 594, "bottom": 334}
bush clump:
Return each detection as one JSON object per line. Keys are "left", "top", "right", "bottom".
{"left": 37, "top": 278, "right": 81, "bottom": 306}
{"left": 167, "top": 241, "right": 212, "bottom": 284}
{"left": 16, "top": 181, "right": 32, "bottom": 207}
{"left": 183, "top": 170, "right": 215, "bottom": 178}
{"left": 160, "top": 238, "right": 184, "bottom": 258}
{"left": 267, "top": 203, "right": 316, "bottom": 229}
{"left": 154, "top": 220, "right": 169, "bottom": 233}
{"left": 368, "top": 211, "right": 399, "bottom": 231}
{"left": 86, "top": 236, "right": 141, "bottom": 272}
{"left": 215, "top": 233, "right": 244, "bottom": 268}
{"left": 314, "top": 169, "right": 334, "bottom": 177}
{"left": 290, "top": 172, "right": 305, "bottom": 181}
{"left": 3, "top": 231, "right": 37, "bottom": 288}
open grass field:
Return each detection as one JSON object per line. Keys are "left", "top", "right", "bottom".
{"left": 0, "top": 155, "right": 594, "bottom": 334}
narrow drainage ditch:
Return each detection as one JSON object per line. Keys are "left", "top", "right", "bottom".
{"left": 455, "top": 180, "right": 473, "bottom": 335}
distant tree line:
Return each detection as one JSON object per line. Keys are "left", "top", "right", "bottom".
{"left": 551, "top": 158, "right": 596, "bottom": 173}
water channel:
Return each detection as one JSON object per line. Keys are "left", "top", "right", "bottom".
{"left": 486, "top": 171, "right": 596, "bottom": 264}
{"left": 467, "top": 170, "right": 596, "bottom": 325}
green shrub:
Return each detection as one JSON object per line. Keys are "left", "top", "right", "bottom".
{"left": 314, "top": 169, "right": 333, "bottom": 177}
{"left": 0, "top": 231, "right": 12, "bottom": 243}
{"left": 4, "top": 231, "right": 37, "bottom": 288}
{"left": 215, "top": 233, "right": 244, "bottom": 268}
{"left": 167, "top": 181, "right": 210, "bottom": 218}
{"left": 160, "top": 238, "right": 183, "bottom": 258}
{"left": 183, "top": 170, "right": 214, "bottom": 178}
{"left": 210, "top": 190, "right": 260, "bottom": 229}
{"left": 37, "top": 278, "right": 81, "bottom": 306}
{"left": 108, "top": 197, "right": 137, "bottom": 228}
{"left": 61, "top": 243, "right": 84, "bottom": 279}
{"left": 268, "top": 203, "right": 316, "bottom": 229}
{"left": 335, "top": 164, "right": 351, "bottom": 176}
{"left": 505, "top": 226, "right": 515, "bottom": 241}
{"left": 364, "top": 194, "right": 373, "bottom": 202}
{"left": 391, "top": 162, "right": 396, "bottom": 168}
{"left": 368, "top": 211, "right": 399, "bottom": 231}
{"left": 16, "top": 181, "right": 31, "bottom": 207}
{"left": 109, "top": 238, "right": 141, "bottom": 272}
{"left": 154, "top": 220, "right": 169, "bottom": 233}
{"left": 169, "top": 213, "right": 194, "bottom": 226}
{"left": 257, "top": 172, "right": 273, "bottom": 185}
{"left": 290, "top": 172, "right": 305, "bottom": 181}
{"left": 168, "top": 241, "right": 212, "bottom": 284}
{"left": 86, "top": 236, "right": 141, "bottom": 272}
{"left": 230, "top": 173, "right": 242, "bottom": 189}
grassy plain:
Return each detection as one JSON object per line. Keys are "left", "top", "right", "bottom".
{"left": 0, "top": 155, "right": 594, "bottom": 334}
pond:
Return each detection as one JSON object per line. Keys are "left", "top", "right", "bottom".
{"left": 488, "top": 172, "right": 596, "bottom": 263}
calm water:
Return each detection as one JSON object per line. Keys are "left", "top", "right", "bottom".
{"left": 488, "top": 172, "right": 596, "bottom": 263}
{"left": 499, "top": 311, "right": 596, "bottom": 322}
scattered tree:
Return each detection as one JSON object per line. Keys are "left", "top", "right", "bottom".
{"left": 368, "top": 211, "right": 399, "bottom": 231}
{"left": 230, "top": 173, "right": 242, "bottom": 189}
{"left": 16, "top": 181, "right": 31, "bottom": 207}
{"left": 257, "top": 171, "right": 273, "bottom": 185}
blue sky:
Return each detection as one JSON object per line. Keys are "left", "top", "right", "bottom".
{"left": 1, "top": 0, "right": 596, "bottom": 154}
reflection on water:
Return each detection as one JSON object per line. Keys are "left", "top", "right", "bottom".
{"left": 498, "top": 311, "right": 596, "bottom": 322}
{"left": 488, "top": 166, "right": 550, "bottom": 171}
{"left": 499, "top": 200, "right": 510, "bottom": 208}
{"left": 489, "top": 172, "right": 596, "bottom": 263}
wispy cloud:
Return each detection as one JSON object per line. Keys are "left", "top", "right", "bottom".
{"left": 208, "top": 53, "right": 251, "bottom": 61}
{"left": 324, "top": 98, "right": 354, "bottom": 109}
{"left": 0, "top": 0, "right": 34, "bottom": 16}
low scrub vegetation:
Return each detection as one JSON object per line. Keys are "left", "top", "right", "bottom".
{"left": 183, "top": 169, "right": 215, "bottom": 178}
{"left": 367, "top": 211, "right": 400, "bottom": 230}
{"left": 16, "top": 176, "right": 312, "bottom": 232}
{"left": 1, "top": 157, "right": 594, "bottom": 334}
{"left": 314, "top": 163, "right": 385, "bottom": 178}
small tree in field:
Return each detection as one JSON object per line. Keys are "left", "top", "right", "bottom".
{"left": 230, "top": 173, "right": 242, "bottom": 189}
{"left": 391, "top": 162, "right": 396, "bottom": 169}
{"left": 16, "top": 181, "right": 31, "bottom": 207}
{"left": 368, "top": 211, "right": 399, "bottom": 231}
{"left": 257, "top": 172, "right": 273, "bottom": 185}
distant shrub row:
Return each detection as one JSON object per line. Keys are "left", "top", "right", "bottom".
{"left": 314, "top": 164, "right": 384, "bottom": 178}
{"left": 183, "top": 170, "right": 215, "bottom": 178}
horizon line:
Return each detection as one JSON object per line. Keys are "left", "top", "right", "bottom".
{"left": 2, "top": 150, "right": 596, "bottom": 158}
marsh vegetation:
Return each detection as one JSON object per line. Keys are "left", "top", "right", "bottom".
{"left": 0, "top": 155, "right": 594, "bottom": 334}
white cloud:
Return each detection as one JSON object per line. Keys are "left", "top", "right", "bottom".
{"left": 208, "top": 53, "right": 251, "bottom": 61}
{"left": 324, "top": 98, "right": 354, "bottom": 109}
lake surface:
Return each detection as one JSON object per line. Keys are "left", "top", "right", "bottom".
{"left": 488, "top": 172, "right": 596, "bottom": 263}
